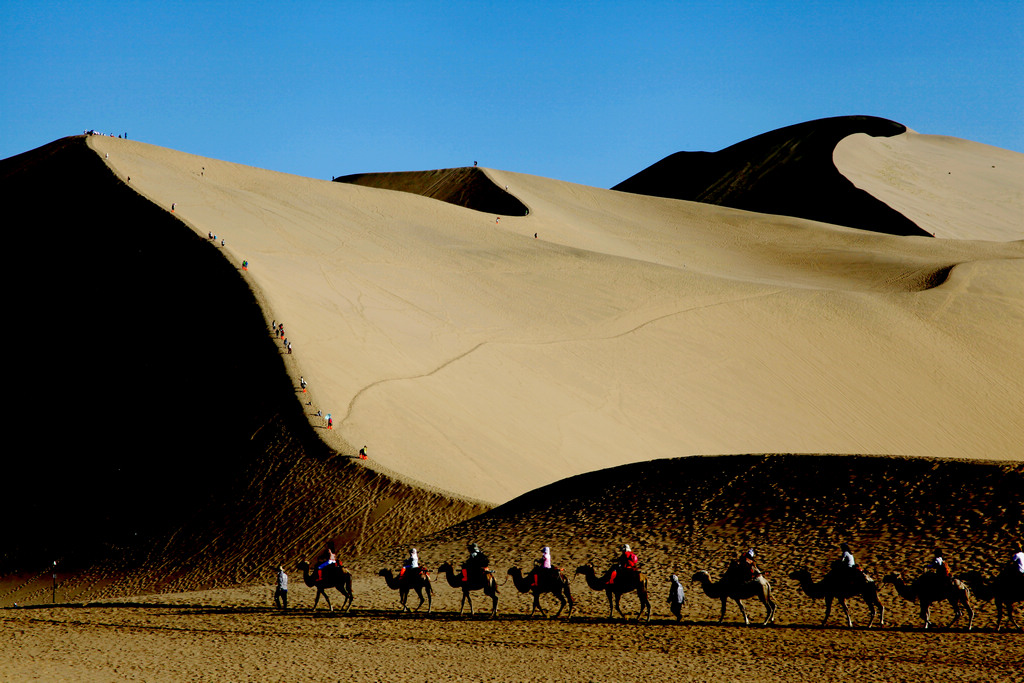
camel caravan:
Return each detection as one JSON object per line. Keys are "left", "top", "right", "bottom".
{"left": 294, "top": 540, "right": 1024, "bottom": 630}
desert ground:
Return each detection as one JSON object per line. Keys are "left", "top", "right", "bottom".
{"left": 1, "top": 116, "right": 1022, "bottom": 680}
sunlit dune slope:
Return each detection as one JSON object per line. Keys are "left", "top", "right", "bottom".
{"left": 612, "top": 115, "right": 928, "bottom": 236}
{"left": 81, "top": 134, "right": 1024, "bottom": 506}
{"left": 835, "top": 131, "right": 1024, "bottom": 241}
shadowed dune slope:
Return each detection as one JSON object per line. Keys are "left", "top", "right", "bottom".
{"left": 613, "top": 115, "right": 928, "bottom": 236}
{"left": 335, "top": 166, "right": 529, "bottom": 216}
{"left": 0, "top": 137, "right": 486, "bottom": 606}
{"left": 356, "top": 454, "right": 1023, "bottom": 626}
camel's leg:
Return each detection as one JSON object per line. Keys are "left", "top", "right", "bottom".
{"left": 552, "top": 591, "right": 565, "bottom": 619}
{"left": 823, "top": 597, "right": 833, "bottom": 627}
{"left": 760, "top": 595, "right": 774, "bottom": 626}
{"left": 921, "top": 602, "right": 931, "bottom": 629}
{"left": 536, "top": 593, "right": 549, "bottom": 618}
{"left": 426, "top": 585, "right": 432, "bottom": 614}
{"left": 606, "top": 590, "right": 615, "bottom": 620}
{"left": 719, "top": 598, "right": 728, "bottom": 623}
{"left": 613, "top": 593, "right": 627, "bottom": 621}
{"left": 462, "top": 590, "right": 472, "bottom": 615}
{"left": 735, "top": 599, "right": 750, "bottom": 626}
{"left": 838, "top": 598, "right": 852, "bottom": 628}
{"left": 999, "top": 601, "right": 1020, "bottom": 631}
{"left": 947, "top": 601, "right": 961, "bottom": 629}
{"left": 965, "top": 601, "right": 974, "bottom": 631}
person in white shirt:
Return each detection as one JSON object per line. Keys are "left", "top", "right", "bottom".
{"left": 274, "top": 566, "right": 288, "bottom": 609}
{"left": 400, "top": 547, "right": 419, "bottom": 580}
{"left": 1011, "top": 542, "right": 1024, "bottom": 573}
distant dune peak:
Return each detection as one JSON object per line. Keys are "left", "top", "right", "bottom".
{"left": 613, "top": 115, "right": 929, "bottom": 237}
{"left": 334, "top": 166, "right": 530, "bottom": 217}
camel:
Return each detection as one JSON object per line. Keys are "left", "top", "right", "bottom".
{"left": 692, "top": 570, "right": 776, "bottom": 626}
{"left": 296, "top": 560, "right": 353, "bottom": 612}
{"left": 436, "top": 561, "right": 499, "bottom": 618}
{"left": 883, "top": 571, "right": 973, "bottom": 630}
{"left": 574, "top": 562, "right": 651, "bottom": 622}
{"left": 506, "top": 566, "right": 574, "bottom": 619}
{"left": 378, "top": 567, "right": 432, "bottom": 613}
{"left": 960, "top": 569, "right": 1024, "bottom": 631}
{"left": 788, "top": 568, "right": 883, "bottom": 628}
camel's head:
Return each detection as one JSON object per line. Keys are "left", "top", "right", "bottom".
{"left": 377, "top": 569, "right": 389, "bottom": 577}
{"left": 882, "top": 572, "right": 899, "bottom": 584}
{"left": 787, "top": 569, "right": 808, "bottom": 581}
{"left": 437, "top": 561, "right": 453, "bottom": 573}
{"left": 690, "top": 570, "right": 710, "bottom": 583}
{"left": 296, "top": 560, "right": 309, "bottom": 570}
{"left": 574, "top": 564, "right": 594, "bottom": 577}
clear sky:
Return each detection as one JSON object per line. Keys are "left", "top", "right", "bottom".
{"left": 2, "top": 1, "right": 1022, "bottom": 188}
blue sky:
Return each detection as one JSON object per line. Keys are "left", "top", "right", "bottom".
{"left": 2, "top": 1, "right": 1022, "bottom": 187}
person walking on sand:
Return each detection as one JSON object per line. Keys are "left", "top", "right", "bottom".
{"left": 300, "top": 376, "right": 307, "bottom": 392}
{"left": 359, "top": 446, "right": 367, "bottom": 459}
{"left": 274, "top": 565, "right": 288, "bottom": 609}
{"left": 327, "top": 414, "right": 333, "bottom": 430}
{"left": 667, "top": 574, "right": 685, "bottom": 621}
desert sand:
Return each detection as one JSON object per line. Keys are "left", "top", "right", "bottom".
{"left": 2, "top": 117, "right": 1023, "bottom": 680}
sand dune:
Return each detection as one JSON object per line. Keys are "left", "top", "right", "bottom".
{"left": 82, "top": 133, "right": 1024, "bottom": 507}
{"left": 2, "top": 124, "right": 1022, "bottom": 616}
{"left": 612, "top": 115, "right": 928, "bottom": 235}
{"left": 335, "top": 166, "right": 530, "bottom": 216}
{"left": 835, "top": 131, "right": 1024, "bottom": 241}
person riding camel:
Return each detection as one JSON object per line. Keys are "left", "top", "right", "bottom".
{"left": 928, "top": 548, "right": 952, "bottom": 580}
{"left": 461, "top": 542, "right": 489, "bottom": 584}
{"left": 1010, "top": 542, "right": 1024, "bottom": 574}
{"left": 315, "top": 541, "right": 338, "bottom": 582}
{"left": 530, "top": 546, "right": 553, "bottom": 587}
{"left": 723, "top": 548, "right": 759, "bottom": 585}
{"left": 399, "top": 547, "right": 419, "bottom": 581}
{"left": 831, "top": 542, "right": 864, "bottom": 585}
{"left": 607, "top": 544, "right": 639, "bottom": 586}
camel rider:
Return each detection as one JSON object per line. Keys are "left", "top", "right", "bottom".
{"left": 833, "top": 542, "right": 863, "bottom": 584}
{"left": 1011, "top": 542, "right": 1024, "bottom": 574}
{"left": 400, "top": 547, "right": 419, "bottom": 580}
{"left": 928, "top": 548, "right": 952, "bottom": 580}
{"left": 531, "top": 546, "right": 553, "bottom": 587}
{"left": 740, "top": 548, "right": 760, "bottom": 581}
{"left": 608, "top": 544, "right": 639, "bottom": 586}
{"left": 316, "top": 541, "right": 338, "bottom": 582}
{"left": 462, "top": 542, "right": 489, "bottom": 583}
